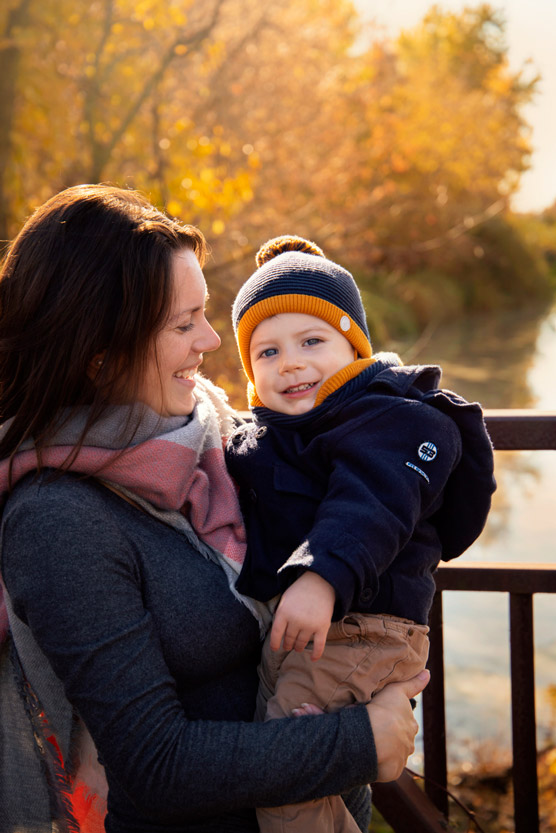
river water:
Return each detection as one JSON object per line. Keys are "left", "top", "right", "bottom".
{"left": 391, "top": 303, "right": 556, "bottom": 769}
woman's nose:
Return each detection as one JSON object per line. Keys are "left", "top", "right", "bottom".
{"left": 197, "top": 317, "right": 221, "bottom": 353}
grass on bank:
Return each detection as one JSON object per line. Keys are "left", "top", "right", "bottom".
{"left": 369, "top": 742, "right": 556, "bottom": 832}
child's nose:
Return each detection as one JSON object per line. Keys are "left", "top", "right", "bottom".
{"left": 280, "top": 351, "right": 305, "bottom": 373}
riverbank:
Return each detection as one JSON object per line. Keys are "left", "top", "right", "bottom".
{"left": 371, "top": 742, "right": 556, "bottom": 832}
{"left": 447, "top": 743, "right": 556, "bottom": 833}
{"left": 356, "top": 212, "right": 556, "bottom": 350}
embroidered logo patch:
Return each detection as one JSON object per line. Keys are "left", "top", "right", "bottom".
{"left": 418, "top": 441, "right": 437, "bottom": 462}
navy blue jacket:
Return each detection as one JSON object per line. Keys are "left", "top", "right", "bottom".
{"left": 225, "top": 356, "right": 496, "bottom": 625}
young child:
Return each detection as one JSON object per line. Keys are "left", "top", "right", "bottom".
{"left": 225, "top": 236, "right": 496, "bottom": 833}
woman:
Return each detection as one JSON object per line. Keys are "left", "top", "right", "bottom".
{"left": 0, "top": 184, "right": 427, "bottom": 833}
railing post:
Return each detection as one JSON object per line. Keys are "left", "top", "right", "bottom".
{"left": 509, "top": 593, "right": 540, "bottom": 833}
{"left": 423, "top": 591, "right": 449, "bottom": 817}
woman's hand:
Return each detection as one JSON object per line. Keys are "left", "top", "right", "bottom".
{"left": 366, "top": 669, "right": 430, "bottom": 782}
{"left": 292, "top": 670, "right": 430, "bottom": 781}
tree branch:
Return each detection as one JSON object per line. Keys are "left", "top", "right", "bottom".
{"left": 0, "top": 0, "right": 35, "bottom": 243}
{"left": 89, "top": 0, "right": 228, "bottom": 179}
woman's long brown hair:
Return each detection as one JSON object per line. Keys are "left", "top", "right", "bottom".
{"left": 0, "top": 184, "right": 207, "bottom": 484}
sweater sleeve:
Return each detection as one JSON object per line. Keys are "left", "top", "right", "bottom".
{"left": 279, "top": 399, "right": 463, "bottom": 616}
{"left": 0, "top": 479, "right": 377, "bottom": 823}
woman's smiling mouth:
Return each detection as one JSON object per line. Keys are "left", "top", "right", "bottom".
{"left": 174, "top": 367, "right": 198, "bottom": 380}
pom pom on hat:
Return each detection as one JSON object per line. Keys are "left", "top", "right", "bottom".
{"left": 255, "top": 235, "right": 325, "bottom": 266}
{"left": 232, "top": 235, "right": 372, "bottom": 385}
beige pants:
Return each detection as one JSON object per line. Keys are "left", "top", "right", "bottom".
{"left": 256, "top": 612, "right": 429, "bottom": 833}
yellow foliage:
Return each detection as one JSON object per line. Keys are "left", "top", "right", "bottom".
{"left": 166, "top": 199, "right": 182, "bottom": 217}
{"left": 0, "top": 0, "right": 538, "bottom": 303}
{"left": 169, "top": 9, "right": 188, "bottom": 27}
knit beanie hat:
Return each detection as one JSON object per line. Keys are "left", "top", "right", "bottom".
{"left": 232, "top": 236, "right": 372, "bottom": 389}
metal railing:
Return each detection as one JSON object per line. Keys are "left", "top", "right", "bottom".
{"left": 373, "top": 409, "right": 556, "bottom": 833}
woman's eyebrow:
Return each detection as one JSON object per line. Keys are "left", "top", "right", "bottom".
{"left": 168, "top": 293, "right": 210, "bottom": 323}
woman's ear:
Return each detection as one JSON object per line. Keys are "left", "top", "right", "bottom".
{"left": 87, "top": 352, "right": 106, "bottom": 382}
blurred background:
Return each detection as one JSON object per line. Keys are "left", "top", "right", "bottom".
{"left": 1, "top": 1, "right": 555, "bottom": 828}
{"left": 1, "top": 0, "right": 555, "bottom": 400}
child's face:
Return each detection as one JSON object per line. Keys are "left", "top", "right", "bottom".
{"left": 249, "top": 312, "right": 355, "bottom": 415}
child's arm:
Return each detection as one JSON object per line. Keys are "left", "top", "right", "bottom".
{"left": 277, "top": 402, "right": 465, "bottom": 620}
{"left": 269, "top": 571, "right": 335, "bottom": 661}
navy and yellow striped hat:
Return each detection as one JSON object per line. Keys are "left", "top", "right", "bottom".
{"left": 232, "top": 235, "right": 372, "bottom": 388}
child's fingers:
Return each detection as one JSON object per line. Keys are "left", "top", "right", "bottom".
{"left": 311, "top": 630, "right": 327, "bottom": 661}
{"left": 282, "top": 624, "right": 303, "bottom": 652}
{"left": 269, "top": 617, "right": 286, "bottom": 652}
{"left": 300, "top": 703, "right": 325, "bottom": 715}
{"left": 292, "top": 631, "right": 312, "bottom": 652}
{"left": 293, "top": 627, "right": 317, "bottom": 652}
{"left": 281, "top": 630, "right": 295, "bottom": 651}
{"left": 292, "top": 702, "right": 324, "bottom": 717}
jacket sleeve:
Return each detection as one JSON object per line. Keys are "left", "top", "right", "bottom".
{"left": 421, "top": 388, "right": 495, "bottom": 560}
{"left": 1, "top": 480, "right": 377, "bottom": 822}
{"left": 278, "top": 399, "right": 463, "bottom": 617}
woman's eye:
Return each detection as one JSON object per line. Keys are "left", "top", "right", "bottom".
{"left": 177, "top": 323, "right": 194, "bottom": 333}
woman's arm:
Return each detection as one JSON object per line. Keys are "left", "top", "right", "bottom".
{"left": 1, "top": 476, "right": 384, "bottom": 822}
{"left": 294, "top": 672, "right": 429, "bottom": 782}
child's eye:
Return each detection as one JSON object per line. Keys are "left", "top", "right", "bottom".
{"left": 259, "top": 347, "right": 277, "bottom": 358}
{"left": 304, "top": 337, "right": 322, "bottom": 346}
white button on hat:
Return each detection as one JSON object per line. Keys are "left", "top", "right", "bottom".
{"left": 340, "top": 315, "right": 351, "bottom": 331}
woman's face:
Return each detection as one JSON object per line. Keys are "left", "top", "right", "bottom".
{"left": 135, "top": 248, "right": 221, "bottom": 417}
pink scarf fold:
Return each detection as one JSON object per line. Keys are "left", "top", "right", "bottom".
{"left": 0, "top": 376, "right": 247, "bottom": 565}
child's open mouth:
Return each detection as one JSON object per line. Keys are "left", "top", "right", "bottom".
{"left": 283, "top": 382, "right": 317, "bottom": 394}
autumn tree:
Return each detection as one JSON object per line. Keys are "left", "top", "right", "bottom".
{"left": 257, "top": 3, "right": 538, "bottom": 273}
{"left": 2, "top": 2, "right": 537, "bottom": 255}
{"left": 1, "top": 0, "right": 545, "bottom": 398}
{"left": 0, "top": 0, "right": 278, "bottom": 241}
{"left": 0, "top": 0, "right": 33, "bottom": 246}
{"left": 179, "top": 4, "right": 538, "bottom": 285}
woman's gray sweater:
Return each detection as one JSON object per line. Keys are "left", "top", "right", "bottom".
{"left": 1, "top": 472, "right": 376, "bottom": 832}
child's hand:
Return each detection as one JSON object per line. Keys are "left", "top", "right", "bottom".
{"left": 292, "top": 703, "right": 325, "bottom": 717}
{"left": 269, "top": 571, "right": 335, "bottom": 661}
